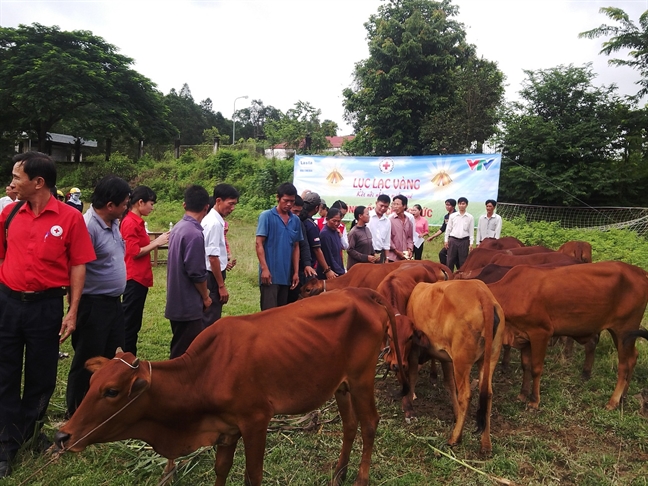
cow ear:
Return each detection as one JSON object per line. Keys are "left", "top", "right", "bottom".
{"left": 86, "top": 357, "right": 110, "bottom": 374}
{"left": 128, "top": 377, "right": 150, "bottom": 398}
{"left": 412, "top": 329, "right": 431, "bottom": 349}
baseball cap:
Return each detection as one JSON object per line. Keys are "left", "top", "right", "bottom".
{"left": 302, "top": 191, "right": 321, "bottom": 207}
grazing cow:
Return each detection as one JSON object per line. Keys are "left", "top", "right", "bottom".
{"left": 375, "top": 264, "right": 444, "bottom": 420}
{"left": 300, "top": 260, "right": 451, "bottom": 298}
{"left": 55, "top": 288, "right": 406, "bottom": 486}
{"left": 478, "top": 236, "right": 524, "bottom": 250}
{"left": 406, "top": 280, "right": 505, "bottom": 454}
{"left": 486, "top": 261, "right": 648, "bottom": 410}
{"left": 558, "top": 240, "right": 593, "bottom": 263}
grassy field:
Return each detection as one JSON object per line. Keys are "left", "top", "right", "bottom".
{"left": 5, "top": 217, "right": 648, "bottom": 485}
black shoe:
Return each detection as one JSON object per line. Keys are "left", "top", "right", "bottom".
{"left": 0, "top": 460, "right": 12, "bottom": 478}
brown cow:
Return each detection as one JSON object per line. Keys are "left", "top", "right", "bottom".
{"left": 478, "top": 236, "right": 525, "bottom": 250}
{"left": 456, "top": 245, "right": 553, "bottom": 275}
{"left": 300, "top": 260, "right": 451, "bottom": 298}
{"left": 55, "top": 288, "right": 406, "bottom": 486}
{"left": 486, "top": 261, "right": 648, "bottom": 410}
{"left": 489, "top": 251, "right": 580, "bottom": 268}
{"left": 375, "top": 264, "right": 444, "bottom": 420}
{"left": 558, "top": 240, "right": 593, "bottom": 263}
{"left": 406, "top": 280, "right": 505, "bottom": 454}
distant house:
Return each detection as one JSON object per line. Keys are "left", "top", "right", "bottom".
{"left": 17, "top": 132, "right": 98, "bottom": 162}
{"left": 265, "top": 135, "right": 355, "bottom": 160}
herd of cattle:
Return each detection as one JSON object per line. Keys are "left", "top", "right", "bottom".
{"left": 55, "top": 236, "right": 648, "bottom": 486}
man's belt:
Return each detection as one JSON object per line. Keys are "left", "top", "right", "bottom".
{"left": 0, "top": 283, "right": 68, "bottom": 302}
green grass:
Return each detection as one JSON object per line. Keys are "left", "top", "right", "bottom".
{"left": 5, "top": 219, "right": 648, "bottom": 485}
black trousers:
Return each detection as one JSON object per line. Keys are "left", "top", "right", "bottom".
{"left": 413, "top": 243, "right": 424, "bottom": 260}
{"left": 122, "top": 280, "right": 149, "bottom": 356}
{"left": 446, "top": 237, "right": 470, "bottom": 272}
{"left": 202, "top": 270, "right": 226, "bottom": 328}
{"left": 66, "top": 294, "right": 125, "bottom": 416}
{"left": 0, "top": 292, "right": 63, "bottom": 461}
{"left": 439, "top": 247, "right": 448, "bottom": 266}
{"left": 259, "top": 284, "right": 290, "bottom": 311}
{"left": 170, "top": 318, "right": 205, "bottom": 359}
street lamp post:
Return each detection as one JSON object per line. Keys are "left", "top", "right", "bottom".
{"left": 232, "top": 95, "right": 249, "bottom": 145}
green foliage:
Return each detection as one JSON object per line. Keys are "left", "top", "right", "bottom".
{"left": 497, "top": 64, "right": 648, "bottom": 206}
{"left": 580, "top": 7, "right": 648, "bottom": 99}
{"left": 0, "top": 23, "right": 173, "bottom": 149}
{"left": 342, "top": 0, "right": 503, "bottom": 155}
{"left": 57, "top": 153, "right": 138, "bottom": 189}
{"left": 503, "top": 216, "right": 648, "bottom": 268}
{"left": 264, "top": 101, "right": 332, "bottom": 153}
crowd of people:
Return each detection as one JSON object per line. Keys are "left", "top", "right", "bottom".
{"left": 254, "top": 182, "right": 503, "bottom": 311}
{"left": 0, "top": 151, "right": 502, "bottom": 478}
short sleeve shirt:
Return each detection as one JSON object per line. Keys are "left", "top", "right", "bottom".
{"left": 256, "top": 207, "right": 303, "bottom": 286}
{"left": 202, "top": 208, "right": 227, "bottom": 273}
{"left": 120, "top": 211, "right": 154, "bottom": 287}
{"left": 0, "top": 196, "right": 96, "bottom": 291}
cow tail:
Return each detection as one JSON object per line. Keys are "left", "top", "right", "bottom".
{"left": 373, "top": 291, "right": 410, "bottom": 397}
{"left": 476, "top": 299, "right": 498, "bottom": 433}
{"left": 624, "top": 328, "right": 648, "bottom": 347}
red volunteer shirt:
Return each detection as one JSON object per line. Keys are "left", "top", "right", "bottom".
{"left": 120, "top": 211, "right": 154, "bottom": 287}
{"left": 0, "top": 196, "right": 96, "bottom": 291}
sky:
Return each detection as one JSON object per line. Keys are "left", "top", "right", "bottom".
{"left": 1, "top": 0, "right": 647, "bottom": 136}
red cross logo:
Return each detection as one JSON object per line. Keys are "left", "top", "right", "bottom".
{"left": 378, "top": 158, "right": 394, "bottom": 174}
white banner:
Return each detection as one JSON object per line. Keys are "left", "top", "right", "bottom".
{"left": 293, "top": 154, "right": 501, "bottom": 225}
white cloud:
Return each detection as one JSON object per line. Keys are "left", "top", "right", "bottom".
{"left": 1, "top": 0, "right": 646, "bottom": 135}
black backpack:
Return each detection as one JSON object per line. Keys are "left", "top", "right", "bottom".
{"left": 3, "top": 200, "right": 27, "bottom": 250}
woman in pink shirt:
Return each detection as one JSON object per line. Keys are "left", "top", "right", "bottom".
{"left": 411, "top": 204, "right": 430, "bottom": 260}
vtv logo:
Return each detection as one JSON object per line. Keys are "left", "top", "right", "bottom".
{"left": 466, "top": 158, "right": 496, "bottom": 171}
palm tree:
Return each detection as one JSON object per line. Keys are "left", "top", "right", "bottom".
{"left": 580, "top": 7, "right": 648, "bottom": 98}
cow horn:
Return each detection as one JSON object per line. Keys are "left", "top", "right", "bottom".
{"left": 132, "top": 358, "right": 140, "bottom": 368}
{"left": 115, "top": 347, "right": 123, "bottom": 356}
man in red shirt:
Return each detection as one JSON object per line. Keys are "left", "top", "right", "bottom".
{"left": 0, "top": 152, "right": 95, "bottom": 477}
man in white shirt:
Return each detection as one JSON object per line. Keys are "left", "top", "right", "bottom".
{"left": 476, "top": 199, "right": 502, "bottom": 246}
{"left": 367, "top": 194, "right": 391, "bottom": 263}
{"left": 444, "top": 196, "right": 474, "bottom": 272}
{"left": 0, "top": 185, "right": 17, "bottom": 211}
{"left": 202, "top": 183, "right": 239, "bottom": 328}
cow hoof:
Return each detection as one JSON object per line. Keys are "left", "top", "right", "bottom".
{"left": 479, "top": 448, "right": 493, "bottom": 458}
{"left": 517, "top": 393, "right": 527, "bottom": 403}
{"left": 581, "top": 371, "right": 592, "bottom": 381}
{"left": 405, "top": 415, "right": 418, "bottom": 425}
{"left": 605, "top": 401, "right": 619, "bottom": 411}
{"left": 526, "top": 402, "right": 540, "bottom": 411}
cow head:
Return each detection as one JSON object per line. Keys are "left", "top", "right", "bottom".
{"left": 55, "top": 351, "right": 151, "bottom": 452}
{"left": 383, "top": 314, "right": 415, "bottom": 374}
{"left": 300, "top": 277, "right": 324, "bottom": 298}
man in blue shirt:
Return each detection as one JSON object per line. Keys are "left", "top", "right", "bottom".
{"left": 255, "top": 182, "right": 303, "bottom": 310}
{"left": 65, "top": 175, "right": 130, "bottom": 417}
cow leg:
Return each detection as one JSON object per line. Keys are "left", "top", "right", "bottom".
{"left": 214, "top": 442, "right": 238, "bottom": 486}
{"left": 403, "top": 346, "right": 420, "bottom": 423}
{"left": 580, "top": 333, "right": 600, "bottom": 380}
{"left": 527, "top": 336, "right": 551, "bottom": 409}
{"left": 349, "top": 385, "right": 379, "bottom": 486}
{"left": 332, "top": 388, "right": 357, "bottom": 486}
{"left": 240, "top": 420, "right": 270, "bottom": 486}
{"left": 562, "top": 337, "right": 574, "bottom": 358}
{"left": 447, "top": 360, "right": 471, "bottom": 448}
{"left": 606, "top": 330, "right": 639, "bottom": 410}
{"left": 500, "top": 344, "right": 511, "bottom": 372}
{"left": 518, "top": 345, "right": 532, "bottom": 402}
{"left": 429, "top": 357, "right": 438, "bottom": 384}
{"left": 440, "top": 361, "right": 459, "bottom": 421}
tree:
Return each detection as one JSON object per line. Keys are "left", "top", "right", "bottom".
{"left": 342, "top": 0, "right": 502, "bottom": 155}
{"left": 235, "top": 99, "right": 282, "bottom": 139}
{"left": 0, "top": 23, "right": 172, "bottom": 151}
{"left": 579, "top": 7, "right": 648, "bottom": 99}
{"left": 164, "top": 85, "right": 208, "bottom": 145}
{"left": 497, "top": 64, "right": 648, "bottom": 206}
{"left": 264, "top": 101, "right": 331, "bottom": 154}
{"left": 420, "top": 57, "right": 504, "bottom": 153}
